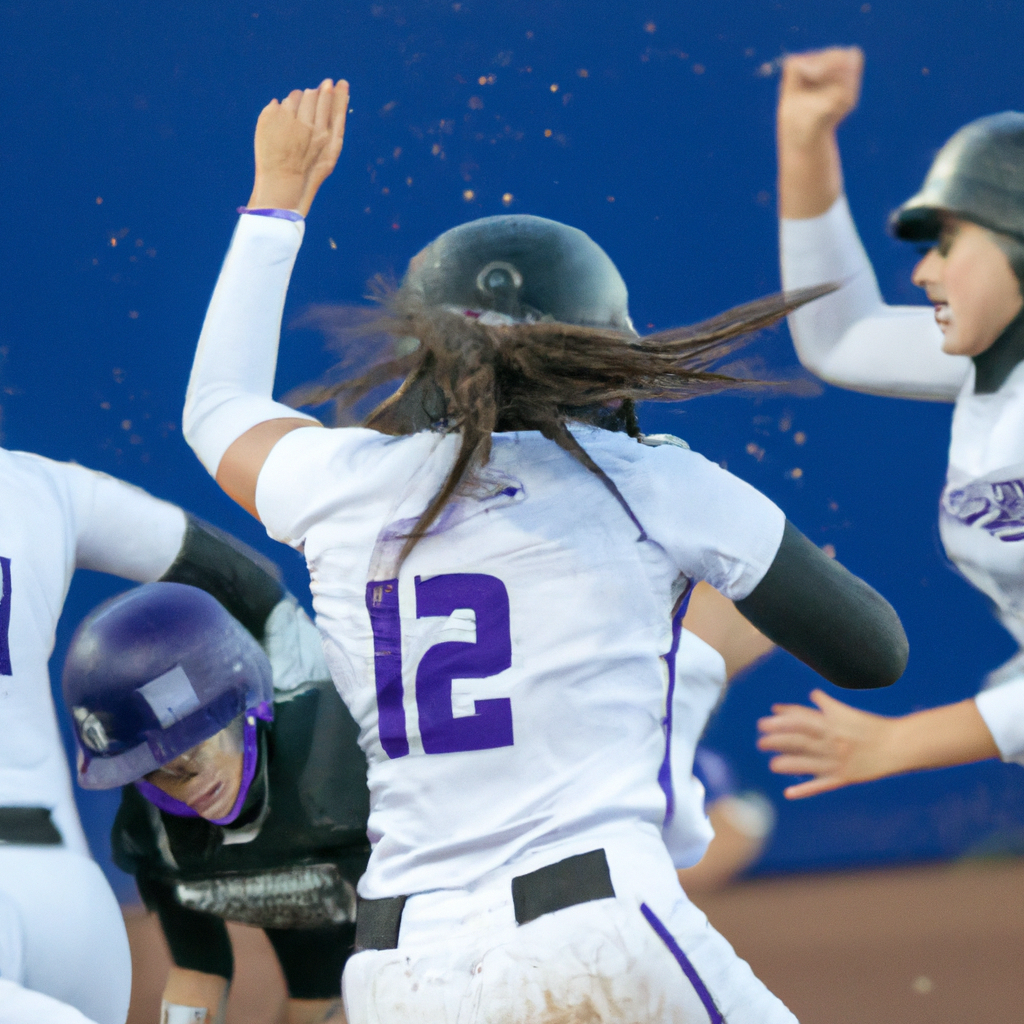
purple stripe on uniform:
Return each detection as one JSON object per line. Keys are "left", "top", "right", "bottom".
{"left": 657, "top": 581, "right": 693, "bottom": 826}
{"left": 0, "top": 557, "right": 10, "bottom": 675}
{"left": 366, "top": 579, "right": 409, "bottom": 758}
{"left": 640, "top": 902, "right": 724, "bottom": 1024}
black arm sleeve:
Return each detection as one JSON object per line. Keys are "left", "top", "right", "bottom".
{"left": 136, "top": 874, "right": 234, "bottom": 981}
{"left": 734, "top": 520, "right": 908, "bottom": 689}
{"left": 159, "top": 515, "right": 285, "bottom": 641}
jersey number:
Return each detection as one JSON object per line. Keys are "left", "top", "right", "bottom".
{"left": 367, "top": 573, "right": 513, "bottom": 758}
{"left": 0, "top": 557, "right": 10, "bottom": 675}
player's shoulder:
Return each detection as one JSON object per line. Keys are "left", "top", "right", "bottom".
{"left": 265, "top": 424, "right": 439, "bottom": 473}
{"left": 0, "top": 448, "right": 80, "bottom": 504}
{"left": 573, "top": 425, "right": 708, "bottom": 476}
{"left": 3, "top": 448, "right": 103, "bottom": 485}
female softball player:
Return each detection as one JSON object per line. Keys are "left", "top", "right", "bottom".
{"left": 0, "top": 442, "right": 320, "bottom": 1024}
{"left": 758, "top": 48, "right": 1024, "bottom": 795}
{"left": 182, "top": 79, "right": 907, "bottom": 1023}
{"left": 62, "top": 581, "right": 367, "bottom": 1024}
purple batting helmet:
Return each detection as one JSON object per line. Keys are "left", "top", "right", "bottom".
{"left": 63, "top": 582, "right": 273, "bottom": 790}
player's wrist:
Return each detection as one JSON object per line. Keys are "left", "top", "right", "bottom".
{"left": 872, "top": 714, "right": 912, "bottom": 779}
{"left": 776, "top": 108, "right": 841, "bottom": 153}
{"left": 247, "top": 173, "right": 307, "bottom": 213}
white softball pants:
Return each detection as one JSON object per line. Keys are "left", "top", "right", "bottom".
{"left": 342, "top": 829, "right": 797, "bottom": 1024}
{"left": 0, "top": 847, "right": 130, "bottom": 1024}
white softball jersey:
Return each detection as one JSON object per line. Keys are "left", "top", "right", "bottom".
{"left": 186, "top": 213, "right": 804, "bottom": 1024}
{"left": 0, "top": 449, "right": 185, "bottom": 1024}
{"left": 256, "top": 415, "right": 784, "bottom": 899}
{"left": 781, "top": 196, "right": 1024, "bottom": 762}
{"left": 0, "top": 448, "right": 186, "bottom": 849}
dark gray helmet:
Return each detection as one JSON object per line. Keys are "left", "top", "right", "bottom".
{"left": 891, "top": 112, "right": 1024, "bottom": 243}
{"left": 401, "top": 214, "right": 634, "bottom": 332}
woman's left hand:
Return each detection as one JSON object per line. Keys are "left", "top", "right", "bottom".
{"left": 247, "top": 78, "right": 350, "bottom": 216}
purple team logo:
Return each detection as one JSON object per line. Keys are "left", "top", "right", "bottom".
{"left": 943, "top": 477, "right": 1024, "bottom": 542}
{"left": 367, "top": 573, "right": 513, "bottom": 758}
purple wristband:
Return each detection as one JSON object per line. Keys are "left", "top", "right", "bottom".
{"left": 237, "top": 207, "right": 304, "bottom": 222}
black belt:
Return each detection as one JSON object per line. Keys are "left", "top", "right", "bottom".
{"left": 0, "top": 807, "right": 62, "bottom": 845}
{"left": 355, "top": 848, "right": 615, "bottom": 952}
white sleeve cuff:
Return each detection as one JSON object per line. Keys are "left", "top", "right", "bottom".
{"left": 975, "top": 678, "right": 1024, "bottom": 763}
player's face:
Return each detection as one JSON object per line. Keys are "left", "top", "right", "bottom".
{"left": 911, "top": 216, "right": 1024, "bottom": 356}
{"left": 144, "top": 720, "right": 245, "bottom": 820}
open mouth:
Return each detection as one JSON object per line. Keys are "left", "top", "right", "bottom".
{"left": 932, "top": 304, "right": 952, "bottom": 331}
{"left": 188, "top": 780, "right": 224, "bottom": 816}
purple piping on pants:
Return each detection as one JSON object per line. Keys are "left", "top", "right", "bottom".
{"left": 135, "top": 700, "right": 273, "bottom": 823}
{"left": 657, "top": 581, "right": 694, "bottom": 827}
{"left": 640, "top": 902, "right": 725, "bottom": 1024}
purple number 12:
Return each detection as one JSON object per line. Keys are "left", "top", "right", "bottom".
{"left": 366, "top": 573, "right": 513, "bottom": 758}
{"left": 0, "top": 557, "right": 11, "bottom": 675}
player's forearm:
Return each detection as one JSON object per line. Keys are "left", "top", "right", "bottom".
{"left": 162, "top": 967, "right": 228, "bottom": 1024}
{"left": 183, "top": 214, "right": 317, "bottom": 478}
{"left": 878, "top": 700, "right": 1000, "bottom": 777}
{"left": 682, "top": 581, "right": 774, "bottom": 681}
{"left": 777, "top": 120, "right": 843, "bottom": 220}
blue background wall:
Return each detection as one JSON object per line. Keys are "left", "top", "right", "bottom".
{"left": 2, "top": 0, "right": 1024, "bottom": 900}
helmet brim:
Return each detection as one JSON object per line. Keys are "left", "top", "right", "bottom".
{"left": 889, "top": 200, "right": 943, "bottom": 242}
{"left": 77, "top": 740, "right": 162, "bottom": 790}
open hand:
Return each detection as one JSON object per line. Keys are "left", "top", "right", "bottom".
{"left": 778, "top": 47, "right": 864, "bottom": 148}
{"left": 756, "top": 688, "right": 896, "bottom": 799}
{"left": 248, "top": 78, "right": 349, "bottom": 217}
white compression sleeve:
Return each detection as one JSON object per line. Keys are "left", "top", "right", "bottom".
{"left": 184, "top": 214, "right": 319, "bottom": 477}
{"left": 781, "top": 195, "right": 969, "bottom": 401}
{"left": 975, "top": 677, "right": 1024, "bottom": 765}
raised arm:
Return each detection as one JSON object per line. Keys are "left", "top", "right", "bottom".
{"left": 777, "top": 48, "right": 969, "bottom": 400}
{"left": 183, "top": 79, "right": 350, "bottom": 517}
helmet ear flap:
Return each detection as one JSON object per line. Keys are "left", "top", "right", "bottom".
{"left": 475, "top": 261, "right": 524, "bottom": 316}
{"left": 991, "top": 232, "right": 1024, "bottom": 290}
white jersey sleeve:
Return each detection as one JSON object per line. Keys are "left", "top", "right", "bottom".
{"left": 57, "top": 463, "right": 186, "bottom": 581}
{"left": 780, "top": 195, "right": 970, "bottom": 401}
{"left": 184, "top": 214, "right": 319, "bottom": 477}
{"left": 636, "top": 443, "right": 786, "bottom": 600}
{"left": 255, "top": 425, "right": 441, "bottom": 549}
{"left": 975, "top": 678, "right": 1024, "bottom": 765}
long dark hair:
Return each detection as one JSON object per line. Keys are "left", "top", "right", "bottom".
{"left": 291, "top": 283, "right": 833, "bottom": 561}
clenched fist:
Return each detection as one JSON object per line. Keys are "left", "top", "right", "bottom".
{"left": 778, "top": 48, "right": 864, "bottom": 147}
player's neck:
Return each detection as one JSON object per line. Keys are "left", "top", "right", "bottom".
{"left": 974, "top": 304, "right": 1024, "bottom": 394}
